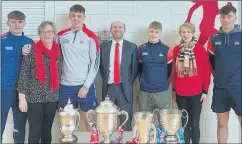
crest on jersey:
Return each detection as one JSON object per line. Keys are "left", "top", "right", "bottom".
{"left": 215, "top": 41, "right": 221, "bottom": 45}
{"left": 234, "top": 41, "right": 240, "bottom": 45}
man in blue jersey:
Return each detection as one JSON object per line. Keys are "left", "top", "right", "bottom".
{"left": 1, "top": 11, "right": 32, "bottom": 143}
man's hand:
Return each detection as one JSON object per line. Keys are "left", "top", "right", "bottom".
{"left": 78, "top": 86, "right": 89, "bottom": 98}
{"left": 19, "top": 93, "right": 28, "bottom": 112}
{"left": 200, "top": 93, "right": 207, "bottom": 105}
{"left": 58, "top": 106, "right": 64, "bottom": 112}
{"left": 172, "top": 91, "right": 176, "bottom": 101}
{"left": 22, "top": 44, "right": 31, "bottom": 55}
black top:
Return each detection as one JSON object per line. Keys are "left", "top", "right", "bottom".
{"left": 17, "top": 45, "right": 63, "bottom": 103}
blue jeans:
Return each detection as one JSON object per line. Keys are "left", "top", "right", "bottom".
{"left": 1, "top": 90, "right": 27, "bottom": 143}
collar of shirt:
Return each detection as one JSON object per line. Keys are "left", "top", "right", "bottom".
{"left": 147, "top": 39, "right": 161, "bottom": 46}
{"left": 112, "top": 39, "right": 124, "bottom": 48}
{"left": 8, "top": 31, "right": 24, "bottom": 38}
{"left": 70, "top": 26, "right": 84, "bottom": 34}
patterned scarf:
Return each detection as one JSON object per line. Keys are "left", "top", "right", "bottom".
{"left": 176, "top": 36, "right": 197, "bottom": 77}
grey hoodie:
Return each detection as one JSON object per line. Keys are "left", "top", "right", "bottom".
{"left": 218, "top": 24, "right": 241, "bottom": 45}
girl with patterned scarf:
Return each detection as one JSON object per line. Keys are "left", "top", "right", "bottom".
{"left": 171, "top": 23, "right": 211, "bottom": 144}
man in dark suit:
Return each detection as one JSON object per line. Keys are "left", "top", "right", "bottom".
{"left": 99, "top": 21, "right": 139, "bottom": 131}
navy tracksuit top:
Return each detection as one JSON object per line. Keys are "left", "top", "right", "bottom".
{"left": 208, "top": 24, "right": 241, "bottom": 88}
{"left": 138, "top": 40, "right": 173, "bottom": 93}
{"left": 1, "top": 31, "right": 33, "bottom": 90}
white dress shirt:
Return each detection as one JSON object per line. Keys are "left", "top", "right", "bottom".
{"left": 108, "top": 39, "right": 123, "bottom": 84}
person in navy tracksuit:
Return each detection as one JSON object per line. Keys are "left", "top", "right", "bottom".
{"left": 1, "top": 11, "right": 33, "bottom": 143}
{"left": 138, "top": 21, "right": 173, "bottom": 112}
{"left": 208, "top": 3, "right": 241, "bottom": 143}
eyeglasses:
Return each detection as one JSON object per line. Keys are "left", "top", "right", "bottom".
{"left": 40, "top": 30, "right": 54, "bottom": 36}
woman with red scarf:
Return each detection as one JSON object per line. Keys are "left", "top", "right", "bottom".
{"left": 172, "top": 23, "right": 211, "bottom": 143}
{"left": 17, "top": 21, "right": 62, "bottom": 143}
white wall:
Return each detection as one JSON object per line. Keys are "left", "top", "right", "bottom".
{"left": 3, "top": 1, "right": 241, "bottom": 143}
{"left": 239, "top": 1, "right": 241, "bottom": 25}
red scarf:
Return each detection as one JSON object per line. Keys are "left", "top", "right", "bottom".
{"left": 35, "top": 40, "right": 60, "bottom": 91}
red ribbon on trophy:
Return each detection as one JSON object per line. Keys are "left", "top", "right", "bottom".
{"left": 89, "top": 121, "right": 99, "bottom": 144}
{"left": 115, "top": 126, "right": 124, "bottom": 144}
{"left": 126, "top": 131, "right": 140, "bottom": 144}
{"left": 126, "top": 138, "right": 140, "bottom": 144}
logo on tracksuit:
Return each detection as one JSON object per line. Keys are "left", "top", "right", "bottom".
{"left": 215, "top": 41, "right": 221, "bottom": 45}
{"left": 5, "top": 46, "right": 13, "bottom": 50}
{"left": 142, "top": 52, "right": 148, "bottom": 55}
{"left": 234, "top": 41, "right": 240, "bottom": 45}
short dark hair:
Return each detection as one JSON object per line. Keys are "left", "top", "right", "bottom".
{"left": 8, "top": 11, "right": 26, "bottom": 20}
{"left": 220, "top": 5, "right": 237, "bottom": 15}
{"left": 70, "top": 4, "right": 85, "bottom": 14}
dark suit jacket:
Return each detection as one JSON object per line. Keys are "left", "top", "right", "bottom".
{"left": 99, "top": 39, "right": 139, "bottom": 103}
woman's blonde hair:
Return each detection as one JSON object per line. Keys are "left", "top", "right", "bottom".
{"left": 179, "top": 22, "right": 196, "bottom": 34}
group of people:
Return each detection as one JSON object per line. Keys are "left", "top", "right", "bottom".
{"left": 1, "top": 3, "right": 241, "bottom": 144}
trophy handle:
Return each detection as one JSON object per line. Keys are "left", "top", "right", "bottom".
{"left": 86, "top": 109, "right": 95, "bottom": 123}
{"left": 181, "top": 109, "right": 189, "bottom": 128}
{"left": 132, "top": 125, "right": 138, "bottom": 139}
{"left": 152, "top": 109, "right": 160, "bottom": 126}
{"left": 75, "top": 111, "right": 81, "bottom": 129}
{"left": 149, "top": 123, "right": 157, "bottom": 143}
{"left": 118, "top": 110, "right": 129, "bottom": 128}
{"left": 58, "top": 112, "right": 63, "bottom": 131}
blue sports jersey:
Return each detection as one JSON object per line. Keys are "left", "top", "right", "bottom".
{"left": 1, "top": 31, "right": 33, "bottom": 90}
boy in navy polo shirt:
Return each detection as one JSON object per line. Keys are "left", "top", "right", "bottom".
{"left": 138, "top": 21, "right": 173, "bottom": 111}
{"left": 1, "top": 11, "right": 33, "bottom": 143}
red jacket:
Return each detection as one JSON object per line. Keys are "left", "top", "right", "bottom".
{"left": 172, "top": 44, "right": 211, "bottom": 96}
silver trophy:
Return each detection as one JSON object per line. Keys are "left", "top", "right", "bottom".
{"left": 153, "top": 108, "right": 188, "bottom": 143}
{"left": 132, "top": 111, "right": 157, "bottom": 143}
{"left": 87, "top": 96, "right": 129, "bottom": 143}
{"left": 59, "top": 98, "right": 80, "bottom": 143}
{"left": 97, "top": 30, "right": 112, "bottom": 44}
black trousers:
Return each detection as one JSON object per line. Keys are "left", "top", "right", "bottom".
{"left": 176, "top": 93, "right": 202, "bottom": 144}
{"left": 107, "top": 83, "right": 133, "bottom": 131}
{"left": 27, "top": 102, "right": 57, "bottom": 144}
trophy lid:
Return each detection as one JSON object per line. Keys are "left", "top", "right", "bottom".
{"left": 95, "top": 95, "right": 119, "bottom": 113}
{"left": 63, "top": 98, "right": 76, "bottom": 115}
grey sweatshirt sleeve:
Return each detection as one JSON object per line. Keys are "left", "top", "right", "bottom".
{"left": 55, "top": 35, "right": 61, "bottom": 46}
{"left": 83, "top": 38, "right": 100, "bottom": 88}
